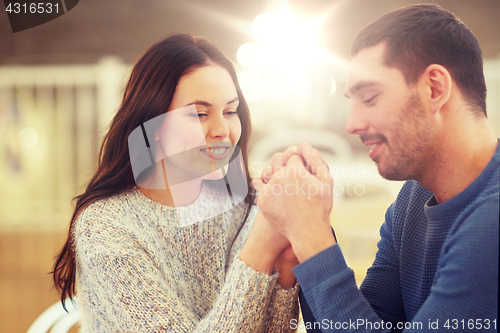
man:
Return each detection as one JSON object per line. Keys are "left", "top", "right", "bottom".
{"left": 253, "top": 4, "right": 499, "bottom": 332}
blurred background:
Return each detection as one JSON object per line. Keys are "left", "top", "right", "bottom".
{"left": 1, "top": 0, "right": 499, "bottom": 332}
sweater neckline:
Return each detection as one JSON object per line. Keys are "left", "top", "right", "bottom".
{"left": 424, "top": 140, "right": 500, "bottom": 220}
{"left": 132, "top": 183, "right": 208, "bottom": 211}
{"left": 130, "top": 181, "right": 235, "bottom": 227}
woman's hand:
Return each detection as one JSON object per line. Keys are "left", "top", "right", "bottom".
{"left": 239, "top": 211, "right": 290, "bottom": 275}
{"left": 253, "top": 142, "right": 336, "bottom": 263}
{"left": 275, "top": 246, "right": 299, "bottom": 289}
{"left": 238, "top": 145, "right": 301, "bottom": 275}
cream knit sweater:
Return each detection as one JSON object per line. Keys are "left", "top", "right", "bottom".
{"left": 74, "top": 183, "right": 299, "bottom": 332}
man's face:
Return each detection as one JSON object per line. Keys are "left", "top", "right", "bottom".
{"left": 344, "top": 42, "right": 436, "bottom": 181}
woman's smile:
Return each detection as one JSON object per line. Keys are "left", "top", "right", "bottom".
{"left": 199, "top": 144, "right": 232, "bottom": 161}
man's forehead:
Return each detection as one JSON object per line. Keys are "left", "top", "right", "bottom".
{"left": 346, "top": 44, "right": 385, "bottom": 83}
{"left": 345, "top": 42, "right": 403, "bottom": 96}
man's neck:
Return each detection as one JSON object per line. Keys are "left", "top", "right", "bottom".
{"left": 419, "top": 120, "right": 498, "bottom": 204}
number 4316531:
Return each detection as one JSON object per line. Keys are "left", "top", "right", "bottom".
{"left": 5, "top": 3, "right": 59, "bottom": 14}
{"left": 444, "top": 319, "right": 497, "bottom": 330}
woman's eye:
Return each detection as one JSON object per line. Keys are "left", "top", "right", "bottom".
{"left": 225, "top": 111, "right": 238, "bottom": 117}
{"left": 188, "top": 113, "right": 207, "bottom": 118}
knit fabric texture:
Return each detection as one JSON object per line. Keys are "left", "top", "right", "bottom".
{"left": 74, "top": 182, "right": 299, "bottom": 332}
{"left": 295, "top": 142, "right": 499, "bottom": 333}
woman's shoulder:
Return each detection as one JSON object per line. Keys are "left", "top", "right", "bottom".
{"left": 78, "top": 187, "right": 143, "bottom": 219}
{"left": 73, "top": 187, "right": 152, "bottom": 237}
{"left": 73, "top": 188, "right": 154, "bottom": 254}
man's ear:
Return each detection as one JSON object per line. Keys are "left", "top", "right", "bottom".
{"left": 419, "top": 64, "right": 452, "bottom": 113}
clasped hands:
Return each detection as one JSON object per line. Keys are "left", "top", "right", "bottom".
{"left": 239, "top": 141, "right": 337, "bottom": 288}
{"left": 254, "top": 141, "right": 336, "bottom": 262}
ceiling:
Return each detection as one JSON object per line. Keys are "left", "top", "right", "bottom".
{"left": 0, "top": 0, "right": 499, "bottom": 65}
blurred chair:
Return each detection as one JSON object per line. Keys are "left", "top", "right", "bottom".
{"left": 27, "top": 298, "right": 80, "bottom": 333}
{"left": 249, "top": 129, "right": 353, "bottom": 170}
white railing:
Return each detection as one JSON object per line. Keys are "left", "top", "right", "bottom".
{"left": 0, "top": 57, "right": 129, "bottom": 231}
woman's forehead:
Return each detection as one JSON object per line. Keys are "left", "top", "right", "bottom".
{"left": 176, "top": 65, "right": 237, "bottom": 100}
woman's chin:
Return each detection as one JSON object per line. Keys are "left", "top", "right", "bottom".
{"left": 203, "top": 169, "right": 226, "bottom": 181}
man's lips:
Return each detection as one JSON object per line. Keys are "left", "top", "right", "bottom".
{"left": 364, "top": 141, "right": 384, "bottom": 159}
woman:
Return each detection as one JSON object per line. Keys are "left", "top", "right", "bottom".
{"left": 52, "top": 34, "right": 299, "bottom": 332}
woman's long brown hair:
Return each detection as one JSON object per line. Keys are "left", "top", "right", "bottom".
{"left": 52, "top": 34, "right": 255, "bottom": 307}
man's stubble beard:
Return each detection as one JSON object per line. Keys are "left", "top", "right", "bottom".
{"left": 377, "top": 93, "right": 437, "bottom": 182}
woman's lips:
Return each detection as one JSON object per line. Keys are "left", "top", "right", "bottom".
{"left": 199, "top": 146, "right": 230, "bottom": 160}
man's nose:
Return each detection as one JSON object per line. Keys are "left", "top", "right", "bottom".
{"left": 345, "top": 104, "right": 369, "bottom": 135}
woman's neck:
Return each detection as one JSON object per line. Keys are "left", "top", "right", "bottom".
{"left": 139, "top": 179, "right": 203, "bottom": 207}
{"left": 138, "top": 162, "right": 204, "bottom": 207}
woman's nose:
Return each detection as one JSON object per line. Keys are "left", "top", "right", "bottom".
{"left": 206, "top": 116, "right": 230, "bottom": 139}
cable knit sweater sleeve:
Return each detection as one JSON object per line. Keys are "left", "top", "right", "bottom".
{"left": 227, "top": 206, "right": 300, "bottom": 333}
{"left": 74, "top": 190, "right": 297, "bottom": 333}
{"left": 262, "top": 281, "right": 300, "bottom": 332}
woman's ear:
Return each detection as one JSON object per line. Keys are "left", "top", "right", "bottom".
{"left": 419, "top": 64, "right": 452, "bottom": 114}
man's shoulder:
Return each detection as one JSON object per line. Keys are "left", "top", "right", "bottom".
{"left": 478, "top": 162, "right": 499, "bottom": 199}
{"left": 459, "top": 171, "right": 499, "bottom": 228}
{"left": 456, "top": 157, "right": 499, "bottom": 224}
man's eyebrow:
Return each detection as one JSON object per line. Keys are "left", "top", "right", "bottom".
{"left": 344, "top": 81, "right": 380, "bottom": 98}
{"left": 185, "top": 97, "right": 239, "bottom": 108}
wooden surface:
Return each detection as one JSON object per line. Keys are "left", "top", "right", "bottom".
{"left": 0, "top": 230, "right": 78, "bottom": 333}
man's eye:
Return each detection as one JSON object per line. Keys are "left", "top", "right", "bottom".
{"left": 363, "top": 95, "right": 378, "bottom": 105}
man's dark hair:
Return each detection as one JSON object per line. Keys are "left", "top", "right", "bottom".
{"left": 352, "top": 4, "right": 487, "bottom": 116}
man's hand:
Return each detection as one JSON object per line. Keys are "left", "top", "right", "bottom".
{"left": 253, "top": 141, "right": 336, "bottom": 263}
{"left": 260, "top": 145, "right": 299, "bottom": 184}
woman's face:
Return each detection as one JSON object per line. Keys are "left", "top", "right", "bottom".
{"left": 154, "top": 64, "right": 242, "bottom": 184}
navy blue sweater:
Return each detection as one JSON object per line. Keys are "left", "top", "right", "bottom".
{"left": 294, "top": 143, "right": 499, "bottom": 332}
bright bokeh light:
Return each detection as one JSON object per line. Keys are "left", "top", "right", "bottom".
{"left": 236, "top": 43, "right": 264, "bottom": 70}
{"left": 237, "top": 7, "right": 328, "bottom": 73}
{"left": 263, "top": 75, "right": 286, "bottom": 99}
{"left": 238, "top": 70, "right": 264, "bottom": 102}
{"left": 252, "top": 13, "right": 279, "bottom": 44}
{"left": 287, "top": 72, "right": 312, "bottom": 99}
{"left": 237, "top": 4, "right": 332, "bottom": 102}
{"left": 19, "top": 127, "right": 39, "bottom": 149}
{"left": 330, "top": 77, "right": 337, "bottom": 96}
